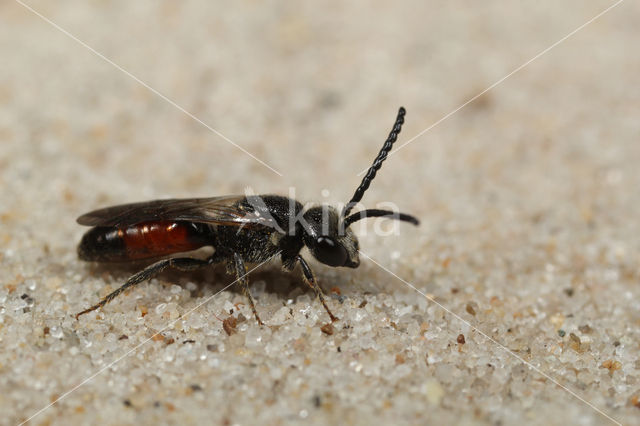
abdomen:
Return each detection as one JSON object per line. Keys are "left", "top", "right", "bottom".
{"left": 78, "top": 221, "right": 212, "bottom": 262}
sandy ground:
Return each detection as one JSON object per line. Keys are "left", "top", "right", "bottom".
{"left": 1, "top": 1, "right": 639, "bottom": 425}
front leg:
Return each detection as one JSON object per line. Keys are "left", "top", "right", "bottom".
{"left": 233, "top": 252, "right": 264, "bottom": 326}
{"left": 296, "top": 255, "right": 338, "bottom": 322}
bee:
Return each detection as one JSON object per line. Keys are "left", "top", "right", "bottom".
{"left": 75, "top": 107, "right": 418, "bottom": 324}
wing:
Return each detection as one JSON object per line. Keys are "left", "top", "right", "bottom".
{"left": 76, "top": 195, "right": 264, "bottom": 227}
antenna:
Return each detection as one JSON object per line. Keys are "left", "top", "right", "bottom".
{"left": 342, "top": 107, "right": 406, "bottom": 217}
{"left": 343, "top": 209, "right": 419, "bottom": 228}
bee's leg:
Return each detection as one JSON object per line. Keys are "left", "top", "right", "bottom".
{"left": 76, "top": 256, "right": 215, "bottom": 319}
{"left": 296, "top": 255, "right": 338, "bottom": 322}
{"left": 232, "top": 252, "right": 264, "bottom": 326}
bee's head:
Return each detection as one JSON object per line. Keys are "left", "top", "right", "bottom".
{"left": 302, "top": 205, "right": 360, "bottom": 268}
{"left": 301, "top": 107, "right": 420, "bottom": 269}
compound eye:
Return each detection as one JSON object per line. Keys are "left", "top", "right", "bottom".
{"left": 314, "top": 237, "right": 348, "bottom": 267}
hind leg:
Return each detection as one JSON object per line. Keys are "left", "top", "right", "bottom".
{"left": 76, "top": 256, "right": 217, "bottom": 319}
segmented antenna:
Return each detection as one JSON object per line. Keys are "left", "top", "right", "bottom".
{"left": 342, "top": 107, "right": 406, "bottom": 217}
{"left": 343, "top": 209, "right": 419, "bottom": 228}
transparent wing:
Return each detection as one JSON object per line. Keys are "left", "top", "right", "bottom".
{"left": 76, "top": 196, "right": 264, "bottom": 227}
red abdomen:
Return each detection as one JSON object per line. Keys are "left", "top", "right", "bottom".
{"left": 78, "top": 221, "right": 212, "bottom": 262}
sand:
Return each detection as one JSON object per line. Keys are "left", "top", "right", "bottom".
{"left": 1, "top": 1, "right": 639, "bottom": 425}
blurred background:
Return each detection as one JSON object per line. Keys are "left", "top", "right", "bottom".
{"left": 2, "top": 1, "right": 638, "bottom": 238}
{"left": 1, "top": 1, "right": 639, "bottom": 424}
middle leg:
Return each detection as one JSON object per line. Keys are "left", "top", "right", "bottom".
{"left": 232, "top": 252, "right": 264, "bottom": 325}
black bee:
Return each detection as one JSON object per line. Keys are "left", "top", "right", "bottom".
{"left": 75, "top": 107, "right": 418, "bottom": 324}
